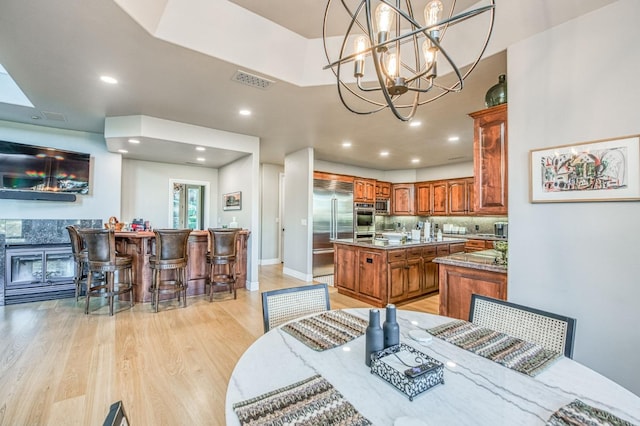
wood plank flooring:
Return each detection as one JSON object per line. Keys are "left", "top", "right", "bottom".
{"left": 0, "top": 264, "right": 438, "bottom": 425}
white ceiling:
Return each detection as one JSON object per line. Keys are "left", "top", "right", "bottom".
{"left": 0, "top": 0, "right": 616, "bottom": 171}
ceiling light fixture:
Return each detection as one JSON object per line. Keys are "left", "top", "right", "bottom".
{"left": 448, "top": 136, "right": 460, "bottom": 142}
{"left": 409, "top": 121, "right": 421, "bottom": 127}
{"left": 196, "top": 146, "right": 206, "bottom": 151}
{"left": 239, "top": 109, "right": 251, "bottom": 116}
{"left": 380, "top": 150, "right": 389, "bottom": 157}
{"left": 411, "top": 158, "right": 420, "bottom": 163}
{"left": 323, "top": 0, "right": 495, "bottom": 121}
{"left": 128, "top": 139, "right": 140, "bottom": 144}
{"left": 342, "top": 141, "right": 352, "bottom": 147}
{"left": 196, "top": 157, "right": 206, "bottom": 162}
{"left": 100, "top": 75, "right": 118, "bottom": 84}
{"left": 118, "top": 149, "right": 128, "bottom": 154}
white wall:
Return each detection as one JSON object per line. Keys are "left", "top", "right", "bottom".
{"left": 416, "top": 162, "right": 473, "bottom": 181}
{"left": 260, "top": 163, "right": 283, "bottom": 264}
{"left": 121, "top": 158, "right": 218, "bottom": 228}
{"left": 0, "top": 120, "right": 121, "bottom": 219}
{"left": 283, "top": 148, "right": 313, "bottom": 281}
{"left": 508, "top": 0, "right": 640, "bottom": 396}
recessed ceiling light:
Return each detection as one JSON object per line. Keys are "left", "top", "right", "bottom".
{"left": 448, "top": 136, "right": 460, "bottom": 142}
{"left": 118, "top": 149, "right": 128, "bottom": 154}
{"left": 196, "top": 157, "right": 205, "bottom": 162}
{"left": 100, "top": 75, "right": 118, "bottom": 84}
{"left": 380, "top": 151, "right": 389, "bottom": 157}
{"left": 342, "top": 142, "right": 352, "bottom": 148}
{"left": 128, "top": 139, "right": 140, "bottom": 144}
{"left": 195, "top": 146, "right": 206, "bottom": 151}
{"left": 411, "top": 158, "right": 420, "bottom": 163}
{"left": 409, "top": 121, "right": 422, "bottom": 127}
{"left": 239, "top": 109, "right": 251, "bottom": 116}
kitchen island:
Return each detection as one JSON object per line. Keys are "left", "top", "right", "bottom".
{"left": 115, "top": 229, "right": 250, "bottom": 303}
{"left": 434, "top": 249, "right": 507, "bottom": 320}
{"left": 333, "top": 238, "right": 466, "bottom": 307}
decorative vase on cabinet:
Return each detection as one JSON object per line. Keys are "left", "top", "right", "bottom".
{"left": 485, "top": 74, "right": 507, "bottom": 108}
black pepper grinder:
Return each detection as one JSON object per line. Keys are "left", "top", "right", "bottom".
{"left": 383, "top": 304, "right": 399, "bottom": 348}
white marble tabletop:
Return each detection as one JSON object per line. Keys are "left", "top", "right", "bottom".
{"left": 225, "top": 309, "right": 640, "bottom": 425}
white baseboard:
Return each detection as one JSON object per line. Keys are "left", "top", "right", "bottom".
{"left": 244, "top": 280, "right": 259, "bottom": 291}
{"left": 282, "top": 267, "right": 313, "bottom": 283}
{"left": 260, "top": 258, "right": 281, "bottom": 265}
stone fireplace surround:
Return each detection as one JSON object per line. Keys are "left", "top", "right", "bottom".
{"left": 0, "top": 219, "right": 102, "bottom": 305}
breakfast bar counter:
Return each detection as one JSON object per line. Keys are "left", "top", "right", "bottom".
{"left": 114, "top": 229, "right": 249, "bottom": 302}
{"left": 333, "top": 238, "right": 466, "bottom": 308}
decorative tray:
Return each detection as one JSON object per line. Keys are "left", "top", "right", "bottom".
{"left": 370, "top": 343, "right": 444, "bottom": 401}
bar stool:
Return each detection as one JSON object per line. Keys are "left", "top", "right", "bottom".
{"left": 206, "top": 228, "right": 239, "bottom": 301}
{"left": 66, "top": 225, "right": 88, "bottom": 301}
{"left": 78, "top": 229, "right": 134, "bottom": 316}
{"left": 148, "top": 229, "right": 191, "bottom": 312}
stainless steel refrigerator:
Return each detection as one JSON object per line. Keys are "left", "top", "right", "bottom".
{"left": 312, "top": 178, "right": 354, "bottom": 277}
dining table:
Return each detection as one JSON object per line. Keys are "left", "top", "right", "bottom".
{"left": 225, "top": 308, "right": 640, "bottom": 425}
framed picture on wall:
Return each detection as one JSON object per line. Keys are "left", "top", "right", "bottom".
{"left": 223, "top": 191, "right": 242, "bottom": 210}
{"left": 529, "top": 135, "right": 640, "bottom": 203}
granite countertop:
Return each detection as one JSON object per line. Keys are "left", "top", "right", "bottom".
{"left": 443, "top": 233, "right": 508, "bottom": 241}
{"left": 433, "top": 249, "right": 507, "bottom": 273}
{"left": 333, "top": 237, "right": 467, "bottom": 250}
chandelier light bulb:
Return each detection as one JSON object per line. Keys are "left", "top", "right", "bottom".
{"left": 425, "top": 0, "right": 444, "bottom": 39}
{"left": 353, "top": 36, "right": 368, "bottom": 77}
{"left": 375, "top": 3, "right": 395, "bottom": 47}
{"left": 422, "top": 40, "right": 438, "bottom": 78}
{"left": 387, "top": 53, "right": 398, "bottom": 78}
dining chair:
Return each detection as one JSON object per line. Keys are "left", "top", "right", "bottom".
{"left": 148, "top": 229, "right": 191, "bottom": 312}
{"left": 66, "top": 225, "right": 89, "bottom": 301}
{"left": 469, "top": 294, "right": 576, "bottom": 358}
{"left": 261, "top": 283, "right": 331, "bottom": 333}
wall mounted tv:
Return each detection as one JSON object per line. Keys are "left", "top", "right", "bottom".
{"left": 0, "top": 140, "right": 90, "bottom": 201}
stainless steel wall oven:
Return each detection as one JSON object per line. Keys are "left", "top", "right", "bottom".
{"left": 354, "top": 202, "right": 375, "bottom": 239}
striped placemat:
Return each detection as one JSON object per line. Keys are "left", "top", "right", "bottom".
{"left": 427, "top": 320, "right": 561, "bottom": 376}
{"left": 282, "top": 310, "right": 368, "bottom": 351}
{"left": 547, "top": 399, "right": 636, "bottom": 426}
{"left": 233, "top": 374, "right": 372, "bottom": 425}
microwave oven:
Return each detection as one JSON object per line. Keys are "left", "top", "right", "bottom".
{"left": 375, "top": 199, "right": 389, "bottom": 215}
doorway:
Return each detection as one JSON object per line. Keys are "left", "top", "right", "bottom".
{"left": 169, "top": 179, "right": 209, "bottom": 230}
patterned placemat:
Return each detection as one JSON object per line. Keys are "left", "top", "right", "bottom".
{"left": 547, "top": 399, "right": 636, "bottom": 426}
{"left": 282, "top": 310, "right": 369, "bottom": 351}
{"left": 233, "top": 374, "right": 372, "bottom": 426}
{"left": 426, "top": 320, "right": 561, "bottom": 376}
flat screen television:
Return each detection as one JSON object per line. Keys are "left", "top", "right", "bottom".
{"left": 0, "top": 140, "right": 90, "bottom": 195}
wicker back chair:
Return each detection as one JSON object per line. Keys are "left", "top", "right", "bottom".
{"left": 469, "top": 294, "right": 576, "bottom": 358}
{"left": 261, "top": 283, "right": 331, "bottom": 333}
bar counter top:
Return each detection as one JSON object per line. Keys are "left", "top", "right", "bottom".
{"left": 433, "top": 249, "right": 507, "bottom": 274}
{"left": 333, "top": 236, "right": 467, "bottom": 250}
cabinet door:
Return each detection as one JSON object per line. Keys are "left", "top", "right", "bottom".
{"left": 422, "top": 259, "right": 439, "bottom": 294}
{"left": 391, "top": 184, "right": 415, "bottom": 215}
{"left": 354, "top": 179, "right": 366, "bottom": 202}
{"left": 431, "top": 181, "right": 448, "bottom": 215}
{"left": 335, "top": 245, "right": 357, "bottom": 292}
{"left": 405, "top": 257, "right": 423, "bottom": 298}
{"left": 470, "top": 104, "right": 508, "bottom": 215}
{"left": 466, "top": 178, "right": 475, "bottom": 214}
{"left": 376, "top": 181, "right": 391, "bottom": 199}
{"left": 358, "top": 250, "right": 383, "bottom": 300}
{"left": 415, "top": 182, "right": 432, "bottom": 215}
{"left": 388, "top": 261, "right": 406, "bottom": 302}
{"left": 448, "top": 179, "right": 467, "bottom": 215}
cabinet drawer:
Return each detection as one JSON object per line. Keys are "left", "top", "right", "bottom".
{"left": 387, "top": 250, "right": 406, "bottom": 262}
{"left": 464, "top": 239, "right": 486, "bottom": 250}
{"left": 436, "top": 245, "right": 450, "bottom": 256}
{"left": 421, "top": 246, "right": 437, "bottom": 258}
{"left": 450, "top": 243, "right": 465, "bottom": 254}
{"left": 407, "top": 247, "right": 422, "bottom": 259}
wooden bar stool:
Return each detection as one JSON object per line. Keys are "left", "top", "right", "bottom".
{"left": 78, "top": 229, "right": 134, "bottom": 316}
{"left": 148, "top": 229, "right": 191, "bottom": 312}
{"left": 206, "top": 228, "right": 239, "bottom": 301}
{"left": 66, "top": 225, "right": 89, "bottom": 301}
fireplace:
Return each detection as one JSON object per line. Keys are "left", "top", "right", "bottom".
{"left": 4, "top": 244, "right": 76, "bottom": 305}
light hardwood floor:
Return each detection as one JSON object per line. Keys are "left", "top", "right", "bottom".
{"left": 0, "top": 264, "right": 438, "bottom": 425}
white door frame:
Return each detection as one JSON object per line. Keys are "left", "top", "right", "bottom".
{"left": 168, "top": 179, "right": 211, "bottom": 229}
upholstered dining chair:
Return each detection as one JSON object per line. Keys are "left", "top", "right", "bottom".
{"left": 78, "top": 228, "right": 134, "bottom": 316}
{"left": 469, "top": 294, "right": 576, "bottom": 358}
{"left": 148, "top": 229, "right": 191, "bottom": 312}
{"left": 261, "top": 283, "right": 331, "bottom": 333}
{"left": 206, "top": 228, "right": 240, "bottom": 301}
{"left": 66, "top": 225, "right": 88, "bottom": 301}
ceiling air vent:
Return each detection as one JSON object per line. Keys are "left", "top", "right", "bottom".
{"left": 41, "top": 111, "right": 67, "bottom": 122}
{"left": 232, "top": 70, "right": 275, "bottom": 90}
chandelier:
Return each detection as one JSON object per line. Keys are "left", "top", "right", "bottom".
{"left": 322, "top": 0, "right": 495, "bottom": 121}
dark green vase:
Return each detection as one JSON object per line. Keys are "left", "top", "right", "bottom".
{"left": 485, "top": 74, "right": 507, "bottom": 107}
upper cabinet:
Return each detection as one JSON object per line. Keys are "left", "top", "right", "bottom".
{"left": 354, "top": 178, "right": 376, "bottom": 202}
{"left": 375, "top": 181, "right": 392, "bottom": 199}
{"left": 391, "top": 183, "right": 415, "bottom": 215}
{"left": 415, "top": 177, "right": 474, "bottom": 216}
{"left": 469, "top": 104, "right": 508, "bottom": 215}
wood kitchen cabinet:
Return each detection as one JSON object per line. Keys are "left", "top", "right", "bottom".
{"left": 354, "top": 178, "right": 376, "bottom": 202}
{"left": 469, "top": 104, "right": 508, "bottom": 215}
{"left": 391, "top": 183, "right": 415, "bottom": 215}
{"left": 375, "top": 181, "right": 392, "bottom": 199}
{"left": 448, "top": 179, "right": 467, "bottom": 215}
{"left": 415, "top": 182, "right": 432, "bottom": 215}
{"left": 388, "top": 248, "right": 423, "bottom": 304}
{"left": 358, "top": 249, "right": 384, "bottom": 300}
{"left": 335, "top": 244, "right": 357, "bottom": 292}
{"left": 438, "top": 263, "right": 507, "bottom": 320}
{"left": 464, "top": 239, "right": 495, "bottom": 252}
{"left": 431, "top": 181, "right": 448, "bottom": 215}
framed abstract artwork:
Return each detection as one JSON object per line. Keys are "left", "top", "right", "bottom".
{"left": 529, "top": 135, "right": 640, "bottom": 203}
{"left": 223, "top": 191, "right": 242, "bottom": 210}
